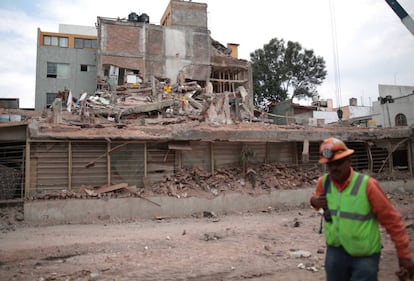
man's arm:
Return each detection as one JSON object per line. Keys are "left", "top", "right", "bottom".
{"left": 367, "top": 177, "right": 411, "bottom": 259}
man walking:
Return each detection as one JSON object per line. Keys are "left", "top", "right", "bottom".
{"left": 310, "top": 137, "right": 414, "bottom": 281}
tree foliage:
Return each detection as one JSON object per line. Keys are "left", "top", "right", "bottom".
{"left": 250, "top": 38, "right": 327, "bottom": 108}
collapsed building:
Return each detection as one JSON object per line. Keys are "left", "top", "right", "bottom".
{"left": 94, "top": 0, "right": 253, "bottom": 124}
{"left": 0, "top": 1, "right": 413, "bottom": 223}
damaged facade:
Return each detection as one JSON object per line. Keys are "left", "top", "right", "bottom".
{"left": 95, "top": 0, "right": 253, "bottom": 123}
{"left": 20, "top": 120, "right": 414, "bottom": 201}
{"left": 1, "top": 0, "right": 414, "bottom": 206}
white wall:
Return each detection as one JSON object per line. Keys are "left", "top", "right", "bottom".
{"left": 349, "top": 106, "right": 372, "bottom": 119}
{"left": 378, "top": 84, "right": 414, "bottom": 98}
{"left": 373, "top": 84, "right": 414, "bottom": 127}
{"left": 59, "top": 24, "right": 97, "bottom": 36}
{"left": 313, "top": 111, "right": 338, "bottom": 124}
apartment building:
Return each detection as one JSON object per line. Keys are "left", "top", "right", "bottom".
{"left": 34, "top": 24, "right": 97, "bottom": 111}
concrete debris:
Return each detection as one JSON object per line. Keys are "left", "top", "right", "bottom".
{"left": 203, "top": 232, "right": 221, "bottom": 241}
{"left": 23, "top": 161, "right": 413, "bottom": 210}
{"left": 316, "top": 248, "right": 325, "bottom": 254}
{"left": 289, "top": 250, "right": 312, "bottom": 258}
{"left": 292, "top": 218, "right": 301, "bottom": 227}
{"left": 297, "top": 262, "right": 319, "bottom": 272}
{"left": 84, "top": 183, "right": 129, "bottom": 196}
{"left": 0, "top": 165, "right": 21, "bottom": 200}
{"left": 51, "top": 77, "right": 254, "bottom": 127}
{"left": 203, "top": 211, "right": 217, "bottom": 218}
{"left": 0, "top": 206, "right": 24, "bottom": 233}
{"left": 27, "top": 162, "right": 320, "bottom": 203}
{"left": 150, "top": 163, "right": 320, "bottom": 198}
{"left": 32, "top": 183, "right": 160, "bottom": 207}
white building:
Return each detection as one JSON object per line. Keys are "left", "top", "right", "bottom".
{"left": 372, "top": 84, "right": 414, "bottom": 127}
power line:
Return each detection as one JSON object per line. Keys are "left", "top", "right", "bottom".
{"left": 329, "top": 0, "right": 342, "bottom": 108}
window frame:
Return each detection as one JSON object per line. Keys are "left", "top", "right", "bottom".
{"left": 395, "top": 113, "right": 407, "bottom": 126}
{"left": 47, "top": 62, "right": 70, "bottom": 79}
{"left": 74, "top": 38, "right": 98, "bottom": 49}
{"left": 44, "top": 35, "right": 69, "bottom": 48}
{"left": 80, "top": 64, "right": 96, "bottom": 72}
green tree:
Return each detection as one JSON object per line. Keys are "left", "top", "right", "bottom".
{"left": 250, "top": 38, "right": 327, "bottom": 108}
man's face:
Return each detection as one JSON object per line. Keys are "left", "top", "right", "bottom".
{"left": 327, "top": 157, "right": 351, "bottom": 182}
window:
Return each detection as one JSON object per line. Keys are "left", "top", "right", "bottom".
{"left": 395, "top": 113, "right": 407, "bottom": 126}
{"left": 74, "top": 38, "right": 97, "bottom": 49}
{"left": 59, "top": 37, "right": 68, "bottom": 48}
{"left": 46, "top": 93, "right": 57, "bottom": 108}
{"left": 84, "top": 40, "right": 92, "bottom": 48}
{"left": 74, "top": 38, "right": 83, "bottom": 49}
{"left": 51, "top": 36, "right": 58, "bottom": 46}
{"left": 80, "top": 65, "right": 96, "bottom": 72}
{"left": 47, "top": 62, "right": 70, "bottom": 78}
{"left": 43, "top": 36, "right": 68, "bottom": 48}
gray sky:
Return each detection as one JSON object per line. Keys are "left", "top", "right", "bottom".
{"left": 0, "top": 0, "right": 413, "bottom": 108}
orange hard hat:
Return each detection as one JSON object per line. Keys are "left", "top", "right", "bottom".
{"left": 319, "top": 137, "right": 354, "bottom": 164}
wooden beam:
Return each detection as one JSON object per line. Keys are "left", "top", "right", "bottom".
{"left": 68, "top": 141, "right": 72, "bottom": 190}
{"left": 85, "top": 182, "right": 128, "bottom": 196}
{"left": 85, "top": 142, "right": 130, "bottom": 168}
{"left": 24, "top": 127, "right": 31, "bottom": 199}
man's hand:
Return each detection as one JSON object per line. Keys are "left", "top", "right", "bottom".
{"left": 310, "top": 195, "right": 328, "bottom": 210}
{"left": 397, "top": 258, "right": 414, "bottom": 280}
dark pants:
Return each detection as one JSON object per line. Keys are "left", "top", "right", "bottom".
{"left": 325, "top": 245, "right": 380, "bottom": 281}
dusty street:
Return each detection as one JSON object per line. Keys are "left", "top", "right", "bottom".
{"left": 0, "top": 190, "right": 413, "bottom": 281}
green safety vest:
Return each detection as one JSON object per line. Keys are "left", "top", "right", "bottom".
{"left": 323, "top": 172, "right": 382, "bottom": 256}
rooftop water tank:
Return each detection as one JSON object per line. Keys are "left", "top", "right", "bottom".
{"left": 139, "top": 13, "right": 150, "bottom": 23}
{"left": 128, "top": 12, "right": 139, "bottom": 22}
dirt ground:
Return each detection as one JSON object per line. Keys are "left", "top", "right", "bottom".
{"left": 0, "top": 189, "right": 413, "bottom": 281}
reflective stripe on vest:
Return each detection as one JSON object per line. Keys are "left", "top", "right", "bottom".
{"left": 329, "top": 210, "right": 374, "bottom": 221}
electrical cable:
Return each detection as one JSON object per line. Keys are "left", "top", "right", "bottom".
{"left": 329, "top": 0, "right": 342, "bottom": 108}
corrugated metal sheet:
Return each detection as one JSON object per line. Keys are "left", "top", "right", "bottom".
{"left": 243, "top": 142, "right": 266, "bottom": 164}
{"left": 147, "top": 143, "right": 175, "bottom": 184}
{"left": 110, "top": 143, "right": 145, "bottom": 187}
{"left": 181, "top": 141, "right": 211, "bottom": 171}
{"left": 71, "top": 142, "right": 107, "bottom": 188}
{"left": 213, "top": 142, "right": 243, "bottom": 168}
{"left": 268, "top": 142, "right": 297, "bottom": 164}
{"left": 26, "top": 138, "right": 410, "bottom": 195}
{"left": 31, "top": 142, "right": 68, "bottom": 191}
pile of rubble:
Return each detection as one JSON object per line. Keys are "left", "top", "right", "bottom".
{"left": 150, "top": 163, "right": 320, "bottom": 198}
{"left": 29, "top": 162, "right": 321, "bottom": 201}
{"left": 27, "top": 160, "right": 414, "bottom": 202}
{"left": 0, "top": 205, "right": 24, "bottom": 233}
{"left": 0, "top": 165, "right": 21, "bottom": 200}
{"left": 52, "top": 75, "right": 255, "bottom": 127}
